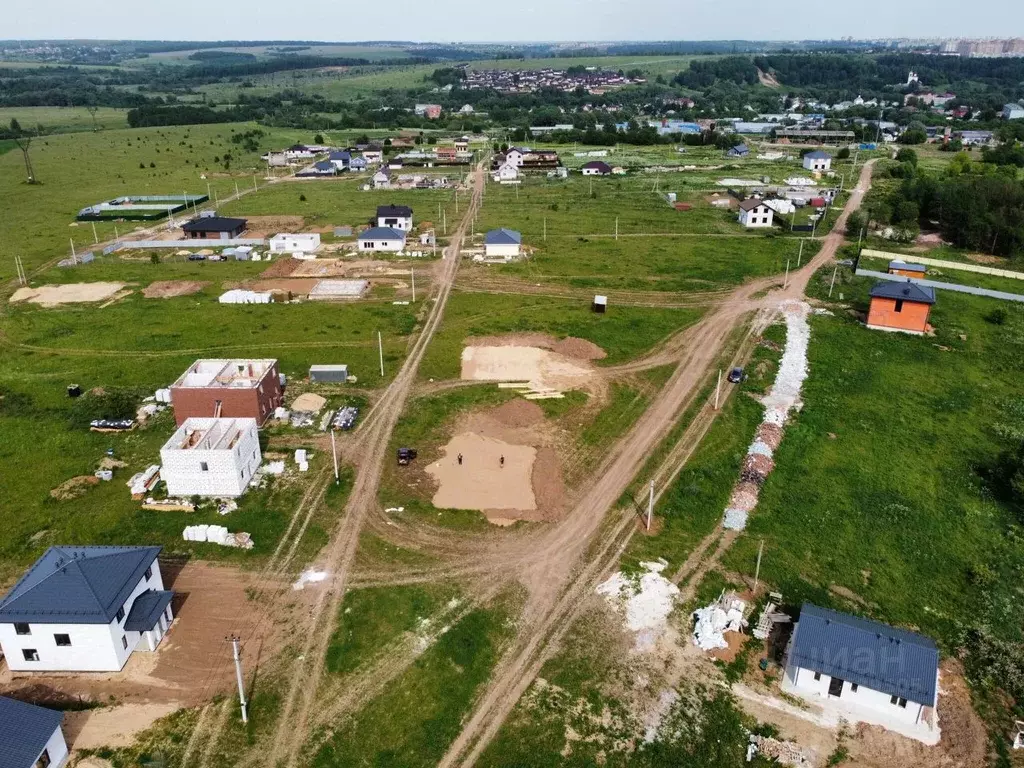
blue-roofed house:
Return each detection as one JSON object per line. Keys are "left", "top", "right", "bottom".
{"left": 0, "top": 546, "right": 175, "bottom": 672}
{"left": 783, "top": 603, "right": 940, "bottom": 743}
{"left": 329, "top": 150, "right": 351, "bottom": 171}
{"left": 0, "top": 696, "right": 68, "bottom": 768}
{"left": 350, "top": 155, "right": 368, "bottom": 171}
{"left": 726, "top": 143, "right": 749, "bottom": 158}
{"left": 357, "top": 226, "right": 406, "bottom": 253}
{"left": 802, "top": 150, "right": 833, "bottom": 172}
{"left": 484, "top": 228, "right": 522, "bottom": 259}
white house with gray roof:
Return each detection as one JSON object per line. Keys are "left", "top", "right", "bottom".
{"left": 0, "top": 696, "right": 68, "bottom": 768}
{"left": 0, "top": 546, "right": 174, "bottom": 673}
{"left": 782, "top": 603, "right": 940, "bottom": 743}
{"left": 484, "top": 229, "right": 522, "bottom": 259}
{"left": 803, "top": 150, "right": 832, "bottom": 172}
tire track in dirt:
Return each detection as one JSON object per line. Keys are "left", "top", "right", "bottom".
{"left": 266, "top": 163, "right": 488, "bottom": 768}
{"left": 439, "top": 160, "right": 877, "bottom": 766}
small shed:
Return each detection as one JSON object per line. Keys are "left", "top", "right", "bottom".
{"left": 310, "top": 365, "right": 349, "bottom": 384}
{"left": 888, "top": 260, "right": 927, "bottom": 278}
{"left": 593, "top": 294, "right": 608, "bottom": 313}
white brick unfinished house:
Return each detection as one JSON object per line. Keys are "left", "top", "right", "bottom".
{"left": 160, "top": 417, "right": 261, "bottom": 498}
{"left": 0, "top": 546, "right": 174, "bottom": 673}
{"left": 782, "top": 603, "right": 940, "bottom": 744}
{"left": 269, "top": 233, "right": 321, "bottom": 254}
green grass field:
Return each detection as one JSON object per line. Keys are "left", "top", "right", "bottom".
{"left": 0, "top": 106, "right": 129, "bottom": 133}
{"left": 721, "top": 269, "right": 1024, "bottom": 649}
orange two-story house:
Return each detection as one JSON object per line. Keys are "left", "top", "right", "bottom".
{"left": 866, "top": 281, "right": 936, "bottom": 335}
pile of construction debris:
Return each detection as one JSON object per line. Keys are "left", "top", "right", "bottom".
{"left": 747, "top": 734, "right": 812, "bottom": 766}
{"left": 182, "top": 524, "right": 254, "bottom": 549}
{"left": 693, "top": 591, "right": 747, "bottom": 651}
{"left": 724, "top": 301, "right": 810, "bottom": 530}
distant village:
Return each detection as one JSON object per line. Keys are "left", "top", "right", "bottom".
{"left": 462, "top": 66, "right": 645, "bottom": 94}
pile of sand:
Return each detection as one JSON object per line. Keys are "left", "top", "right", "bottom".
{"left": 143, "top": 280, "right": 208, "bottom": 299}
{"left": 489, "top": 399, "right": 544, "bottom": 428}
{"left": 12, "top": 282, "right": 126, "bottom": 306}
{"left": 551, "top": 337, "right": 607, "bottom": 361}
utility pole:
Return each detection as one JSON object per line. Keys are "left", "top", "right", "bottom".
{"left": 330, "top": 429, "right": 340, "bottom": 484}
{"left": 229, "top": 636, "right": 248, "bottom": 724}
{"left": 828, "top": 265, "right": 839, "bottom": 298}
{"left": 784, "top": 258, "right": 790, "bottom": 289}
{"left": 615, "top": 217, "right": 618, "bottom": 241}
{"left": 455, "top": 190, "right": 459, "bottom": 214}
{"left": 753, "top": 540, "right": 764, "bottom": 593}
{"left": 70, "top": 239, "right": 77, "bottom": 264}
{"left": 253, "top": 173, "right": 258, "bottom": 191}
{"left": 797, "top": 239, "right": 804, "bottom": 267}
{"left": 714, "top": 369, "right": 722, "bottom": 410}
{"left": 443, "top": 209, "right": 447, "bottom": 236}
{"left": 646, "top": 480, "right": 654, "bottom": 532}
{"left": 543, "top": 217, "right": 547, "bottom": 242}
{"left": 91, "top": 221, "right": 98, "bottom": 244}
{"left": 207, "top": 182, "right": 212, "bottom": 201}
{"left": 114, "top": 224, "right": 119, "bottom": 241}
{"left": 411, "top": 268, "right": 416, "bottom": 302}
{"left": 378, "top": 331, "right": 384, "bottom": 377}
{"left": 234, "top": 181, "right": 240, "bottom": 198}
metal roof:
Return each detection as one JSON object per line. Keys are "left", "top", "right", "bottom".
{"left": 0, "top": 696, "right": 63, "bottom": 768}
{"left": 739, "top": 198, "right": 767, "bottom": 212}
{"left": 485, "top": 228, "right": 522, "bottom": 245}
{"left": 805, "top": 150, "right": 832, "bottom": 159}
{"left": 790, "top": 603, "right": 939, "bottom": 706}
{"left": 358, "top": 226, "right": 406, "bottom": 241}
{"left": 124, "top": 590, "right": 174, "bottom": 632}
{"left": 581, "top": 161, "right": 612, "bottom": 171}
{"left": 182, "top": 216, "right": 246, "bottom": 233}
{"left": 0, "top": 546, "right": 161, "bottom": 624}
{"left": 377, "top": 204, "right": 412, "bottom": 218}
{"left": 869, "top": 279, "right": 936, "bottom": 305}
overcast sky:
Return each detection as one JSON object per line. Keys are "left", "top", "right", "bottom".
{"left": 5, "top": 0, "right": 1020, "bottom": 43}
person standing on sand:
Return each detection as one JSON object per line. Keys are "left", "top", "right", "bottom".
{"left": 500, "top": 455, "right": 504, "bottom": 468}
{"left": 457, "top": 453, "right": 463, "bottom": 466}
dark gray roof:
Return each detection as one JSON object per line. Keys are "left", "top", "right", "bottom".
{"left": 0, "top": 546, "right": 161, "bottom": 624}
{"left": 358, "top": 226, "right": 406, "bottom": 241}
{"left": 888, "top": 260, "right": 926, "bottom": 273}
{"left": 581, "top": 161, "right": 612, "bottom": 172}
{"left": 870, "top": 279, "right": 936, "bottom": 305}
{"left": 329, "top": 150, "right": 351, "bottom": 161}
{"left": 0, "top": 696, "right": 63, "bottom": 768}
{"left": 727, "top": 143, "right": 749, "bottom": 155}
{"left": 485, "top": 228, "right": 522, "bottom": 245}
{"left": 377, "top": 204, "right": 412, "bottom": 218}
{"left": 739, "top": 198, "right": 767, "bottom": 212}
{"left": 182, "top": 216, "right": 246, "bottom": 233}
{"left": 124, "top": 590, "right": 174, "bottom": 632}
{"left": 313, "top": 161, "right": 335, "bottom": 171}
{"left": 790, "top": 603, "right": 939, "bottom": 706}
{"left": 805, "top": 150, "right": 832, "bottom": 159}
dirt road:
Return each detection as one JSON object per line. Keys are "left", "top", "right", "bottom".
{"left": 438, "top": 160, "right": 877, "bottom": 766}
{"left": 265, "top": 161, "right": 488, "bottom": 768}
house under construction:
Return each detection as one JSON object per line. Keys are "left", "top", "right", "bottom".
{"left": 169, "top": 359, "right": 283, "bottom": 426}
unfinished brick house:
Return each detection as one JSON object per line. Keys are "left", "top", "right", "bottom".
{"left": 170, "top": 359, "right": 283, "bottom": 426}
{"left": 866, "top": 281, "right": 936, "bottom": 335}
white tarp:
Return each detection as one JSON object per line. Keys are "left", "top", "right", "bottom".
{"left": 596, "top": 560, "right": 679, "bottom": 651}
{"left": 693, "top": 593, "right": 747, "bottom": 651}
{"left": 182, "top": 524, "right": 254, "bottom": 549}
{"left": 219, "top": 289, "right": 272, "bottom": 304}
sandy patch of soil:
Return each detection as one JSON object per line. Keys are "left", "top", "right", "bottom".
{"left": 427, "top": 432, "right": 538, "bottom": 512}
{"left": 142, "top": 280, "right": 208, "bottom": 299}
{"left": 489, "top": 399, "right": 545, "bottom": 428}
{"left": 466, "top": 333, "right": 606, "bottom": 361}
{"left": 51, "top": 475, "right": 99, "bottom": 500}
{"left": 241, "top": 215, "right": 305, "bottom": 238}
{"left": 64, "top": 703, "right": 180, "bottom": 750}
{"left": 259, "top": 257, "right": 303, "bottom": 279}
{"left": 11, "top": 282, "right": 126, "bottom": 306}
{"left": 461, "top": 345, "right": 595, "bottom": 392}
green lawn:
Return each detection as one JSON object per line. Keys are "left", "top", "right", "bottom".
{"left": 722, "top": 271, "right": 1024, "bottom": 648}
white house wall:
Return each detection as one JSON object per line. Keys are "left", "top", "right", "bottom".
{"left": 359, "top": 239, "right": 404, "bottom": 253}
{"left": 160, "top": 424, "right": 261, "bottom": 497}
{"left": 38, "top": 725, "right": 69, "bottom": 768}
{"left": 485, "top": 244, "right": 520, "bottom": 258}
{"left": 0, "top": 563, "right": 167, "bottom": 673}
{"left": 269, "top": 234, "right": 320, "bottom": 253}
{"left": 377, "top": 216, "right": 413, "bottom": 232}
{"left": 739, "top": 207, "right": 774, "bottom": 228}
{"left": 783, "top": 661, "right": 926, "bottom": 727}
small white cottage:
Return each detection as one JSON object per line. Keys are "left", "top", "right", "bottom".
{"left": 0, "top": 696, "right": 68, "bottom": 768}
{"left": 738, "top": 198, "right": 774, "bottom": 228}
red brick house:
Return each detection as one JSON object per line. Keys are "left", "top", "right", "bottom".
{"left": 170, "top": 359, "right": 282, "bottom": 426}
{"left": 866, "top": 281, "right": 936, "bottom": 335}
